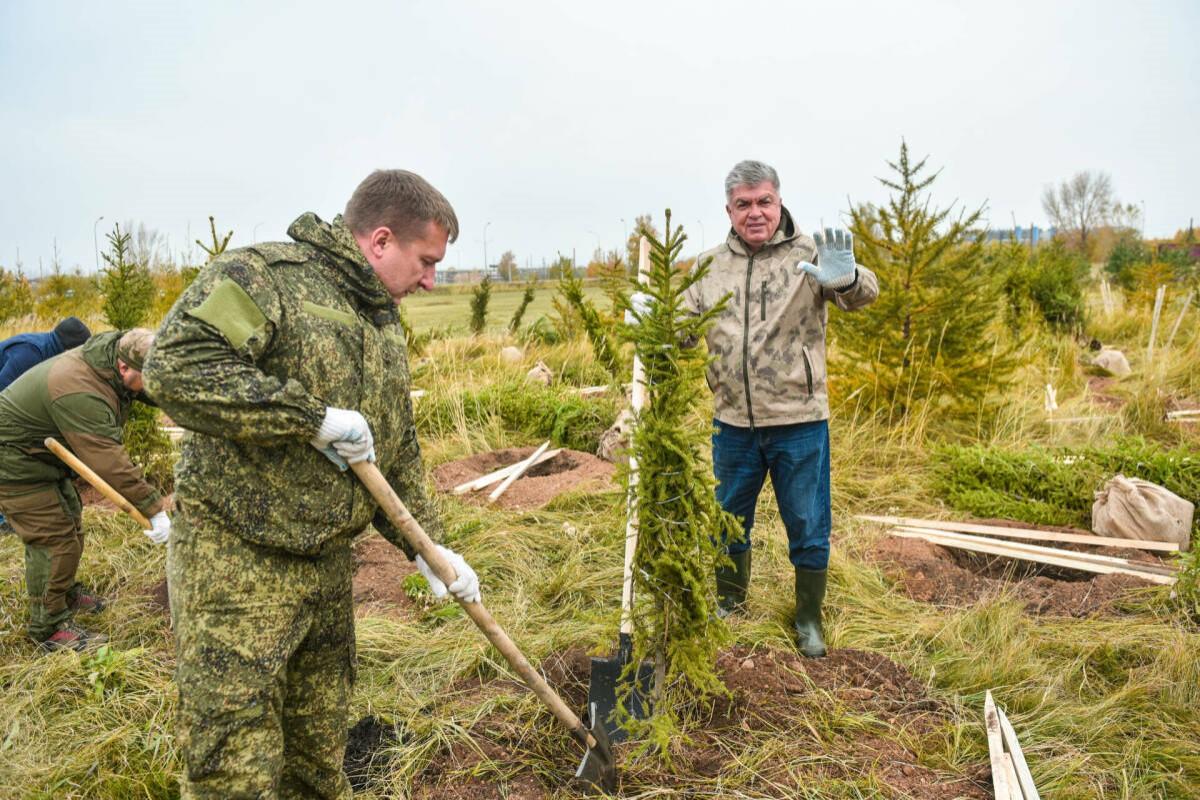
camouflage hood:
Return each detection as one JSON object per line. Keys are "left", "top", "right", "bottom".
{"left": 79, "top": 330, "right": 130, "bottom": 400}
{"left": 287, "top": 213, "right": 397, "bottom": 323}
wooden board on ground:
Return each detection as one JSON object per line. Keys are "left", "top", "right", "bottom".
{"left": 985, "top": 691, "right": 1017, "bottom": 799}
{"left": 887, "top": 528, "right": 1176, "bottom": 585}
{"left": 997, "top": 705, "right": 1040, "bottom": 800}
{"left": 893, "top": 526, "right": 1178, "bottom": 577}
{"left": 452, "top": 448, "right": 562, "bottom": 494}
{"left": 489, "top": 440, "right": 551, "bottom": 503}
{"left": 858, "top": 514, "right": 1179, "bottom": 553}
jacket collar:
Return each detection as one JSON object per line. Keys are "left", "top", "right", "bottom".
{"left": 725, "top": 206, "right": 799, "bottom": 257}
{"left": 287, "top": 213, "right": 399, "bottom": 326}
{"left": 79, "top": 330, "right": 131, "bottom": 400}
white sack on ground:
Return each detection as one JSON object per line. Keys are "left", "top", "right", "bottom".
{"left": 1092, "top": 349, "right": 1132, "bottom": 377}
{"left": 1093, "top": 474, "right": 1194, "bottom": 550}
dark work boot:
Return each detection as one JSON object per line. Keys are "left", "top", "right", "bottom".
{"left": 793, "top": 568, "right": 827, "bottom": 658}
{"left": 715, "top": 550, "right": 751, "bottom": 619}
{"left": 68, "top": 585, "right": 107, "bottom": 614}
{"left": 41, "top": 622, "right": 108, "bottom": 653}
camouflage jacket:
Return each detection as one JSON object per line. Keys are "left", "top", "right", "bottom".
{"left": 143, "top": 213, "right": 441, "bottom": 557}
{"left": 0, "top": 330, "right": 164, "bottom": 514}
{"left": 685, "top": 209, "right": 878, "bottom": 427}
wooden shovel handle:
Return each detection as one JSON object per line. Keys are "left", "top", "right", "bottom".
{"left": 350, "top": 460, "right": 598, "bottom": 750}
{"left": 44, "top": 437, "right": 151, "bottom": 528}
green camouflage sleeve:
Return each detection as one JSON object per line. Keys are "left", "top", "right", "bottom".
{"left": 143, "top": 257, "right": 326, "bottom": 444}
{"left": 372, "top": 421, "right": 442, "bottom": 561}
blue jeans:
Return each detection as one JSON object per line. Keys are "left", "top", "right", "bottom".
{"left": 711, "top": 418, "right": 831, "bottom": 570}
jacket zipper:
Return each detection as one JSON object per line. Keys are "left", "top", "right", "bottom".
{"left": 802, "top": 345, "right": 814, "bottom": 395}
{"left": 760, "top": 280, "right": 767, "bottom": 321}
{"left": 742, "top": 254, "right": 756, "bottom": 429}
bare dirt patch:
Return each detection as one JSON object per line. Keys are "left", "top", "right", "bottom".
{"left": 404, "top": 645, "right": 988, "bottom": 799}
{"left": 353, "top": 534, "right": 417, "bottom": 618}
{"left": 433, "top": 447, "right": 615, "bottom": 511}
{"left": 869, "top": 529, "right": 1164, "bottom": 617}
{"left": 1086, "top": 375, "right": 1125, "bottom": 409}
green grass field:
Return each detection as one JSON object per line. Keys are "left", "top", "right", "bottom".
{"left": 0, "top": 279, "right": 1197, "bottom": 798}
{"left": 402, "top": 282, "right": 608, "bottom": 335}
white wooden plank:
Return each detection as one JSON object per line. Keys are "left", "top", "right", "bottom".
{"left": 489, "top": 440, "right": 551, "bottom": 503}
{"left": 894, "top": 527, "right": 1177, "bottom": 576}
{"left": 858, "top": 515, "right": 1179, "bottom": 553}
{"left": 887, "top": 528, "right": 1176, "bottom": 585}
{"left": 997, "top": 706, "right": 1041, "bottom": 800}
{"left": 452, "top": 448, "right": 562, "bottom": 494}
{"left": 985, "top": 692, "right": 1014, "bottom": 800}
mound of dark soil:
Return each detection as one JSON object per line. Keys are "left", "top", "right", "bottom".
{"left": 433, "top": 447, "right": 615, "bottom": 510}
{"left": 402, "top": 645, "right": 988, "bottom": 799}
{"left": 352, "top": 534, "right": 417, "bottom": 618}
{"left": 870, "top": 530, "right": 1163, "bottom": 617}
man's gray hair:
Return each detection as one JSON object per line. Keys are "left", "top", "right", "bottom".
{"left": 725, "top": 160, "right": 780, "bottom": 200}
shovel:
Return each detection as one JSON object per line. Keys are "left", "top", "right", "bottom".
{"left": 45, "top": 437, "right": 152, "bottom": 528}
{"left": 350, "top": 460, "right": 616, "bottom": 794}
{"left": 588, "top": 237, "right": 655, "bottom": 742}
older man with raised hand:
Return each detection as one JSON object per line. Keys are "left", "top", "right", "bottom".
{"left": 144, "top": 169, "right": 481, "bottom": 799}
{"left": 674, "top": 160, "right": 879, "bottom": 657}
{"left": 0, "top": 327, "right": 167, "bottom": 651}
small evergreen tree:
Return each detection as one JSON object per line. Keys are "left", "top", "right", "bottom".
{"left": 469, "top": 274, "right": 492, "bottom": 335}
{"left": 999, "top": 239, "right": 1089, "bottom": 333}
{"left": 99, "top": 223, "right": 173, "bottom": 490}
{"left": 557, "top": 268, "right": 624, "bottom": 380}
{"left": 195, "top": 215, "right": 233, "bottom": 264}
{"left": 100, "top": 223, "right": 155, "bottom": 329}
{"left": 835, "top": 141, "right": 1016, "bottom": 419}
{"left": 619, "top": 212, "right": 740, "bottom": 754}
{"left": 0, "top": 267, "right": 35, "bottom": 323}
{"left": 508, "top": 283, "right": 536, "bottom": 333}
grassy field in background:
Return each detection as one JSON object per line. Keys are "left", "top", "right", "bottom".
{"left": 402, "top": 282, "right": 608, "bottom": 335}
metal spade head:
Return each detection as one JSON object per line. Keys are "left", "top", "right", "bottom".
{"left": 573, "top": 701, "right": 617, "bottom": 794}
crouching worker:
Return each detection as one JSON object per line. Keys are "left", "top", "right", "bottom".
{"left": 144, "top": 168, "right": 481, "bottom": 799}
{"left": 0, "top": 328, "right": 168, "bottom": 651}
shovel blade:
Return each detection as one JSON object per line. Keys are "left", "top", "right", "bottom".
{"left": 588, "top": 635, "right": 654, "bottom": 744}
{"left": 573, "top": 701, "right": 617, "bottom": 794}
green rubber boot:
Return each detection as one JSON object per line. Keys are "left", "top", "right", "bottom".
{"left": 715, "top": 550, "right": 751, "bottom": 619}
{"left": 793, "top": 568, "right": 827, "bottom": 658}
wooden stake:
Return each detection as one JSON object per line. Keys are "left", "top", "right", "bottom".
{"left": 997, "top": 705, "right": 1041, "bottom": 800}
{"left": 887, "top": 528, "right": 1176, "bottom": 584}
{"left": 1147, "top": 284, "right": 1166, "bottom": 366}
{"left": 453, "top": 448, "right": 562, "bottom": 494}
{"left": 858, "top": 514, "right": 1179, "bottom": 553}
{"left": 893, "top": 526, "right": 1177, "bottom": 577}
{"left": 1164, "top": 290, "right": 1193, "bottom": 351}
{"left": 489, "top": 440, "right": 551, "bottom": 503}
{"left": 985, "top": 692, "right": 1016, "bottom": 800}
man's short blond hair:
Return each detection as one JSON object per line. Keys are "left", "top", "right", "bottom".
{"left": 344, "top": 169, "right": 459, "bottom": 243}
{"left": 117, "top": 328, "right": 155, "bottom": 371}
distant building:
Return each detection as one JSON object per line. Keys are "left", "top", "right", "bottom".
{"left": 984, "top": 225, "right": 1058, "bottom": 245}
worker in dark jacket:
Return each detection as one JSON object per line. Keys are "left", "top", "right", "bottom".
{"left": 0, "top": 317, "right": 92, "bottom": 392}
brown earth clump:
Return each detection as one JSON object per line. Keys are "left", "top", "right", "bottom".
{"left": 352, "top": 533, "right": 418, "bottom": 618}
{"left": 869, "top": 529, "right": 1164, "bottom": 617}
{"left": 406, "top": 645, "right": 988, "bottom": 799}
{"left": 433, "top": 447, "right": 615, "bottom": 510}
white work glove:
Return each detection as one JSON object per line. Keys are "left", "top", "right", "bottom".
{"left": 796, "top": 227, "right": 858, "bottom": 290}
{"left": 143, "top": 511, "right": 171, "bottom": 545}
{"left": 415, "top": 544, "right": 481, "bottom": 604}
{"left": 310, "top": 407, "right": 376, "bottom": 470}
{"left": 624, "top": 291, "right": 654, "bottom": 325}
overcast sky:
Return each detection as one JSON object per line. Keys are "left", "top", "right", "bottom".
{"left": 2, "top": 0, "right": 1196, "bottom": 276}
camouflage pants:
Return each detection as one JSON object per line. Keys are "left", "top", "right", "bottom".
{"left": 0, "top": 479, "right": 84, "bottom": 640}
{"left": 169, "top": 509, "right": 355, "bottom": 800}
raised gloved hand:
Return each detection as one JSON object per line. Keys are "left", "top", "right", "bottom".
{"left": 796, "top": 227, "right": 858, "bottom": 290}
{"left": 143, "top": 511, "right": 171, "bottom": 545}
{"left": 310, "top": 407, "right": 375, "bottom": 470}
{"left": 623, "top": 291, "right": 655, "bottom": 325}
{"left": 415, "top": 544, "right": 481, "bottom": 604}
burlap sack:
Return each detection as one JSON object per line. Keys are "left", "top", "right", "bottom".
{"left": 1092, "top": 474, "right": 1194, "bottom": 550}
{"left": 1092, "top": 349, "right": 1131, "bottom": 377}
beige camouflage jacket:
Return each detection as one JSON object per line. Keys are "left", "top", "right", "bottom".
{"left": 684, "top": 209, "right": 878, "bottom": 427}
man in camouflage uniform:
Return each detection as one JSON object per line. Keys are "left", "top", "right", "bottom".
{"left": 144, "top": 169, "right": 481, "bottom": 799}
{"left": 680, "top": 160, "right": 879, "bottom": 657}
{"left": 0, "top": 328, "right": 169, "bottom": 650}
